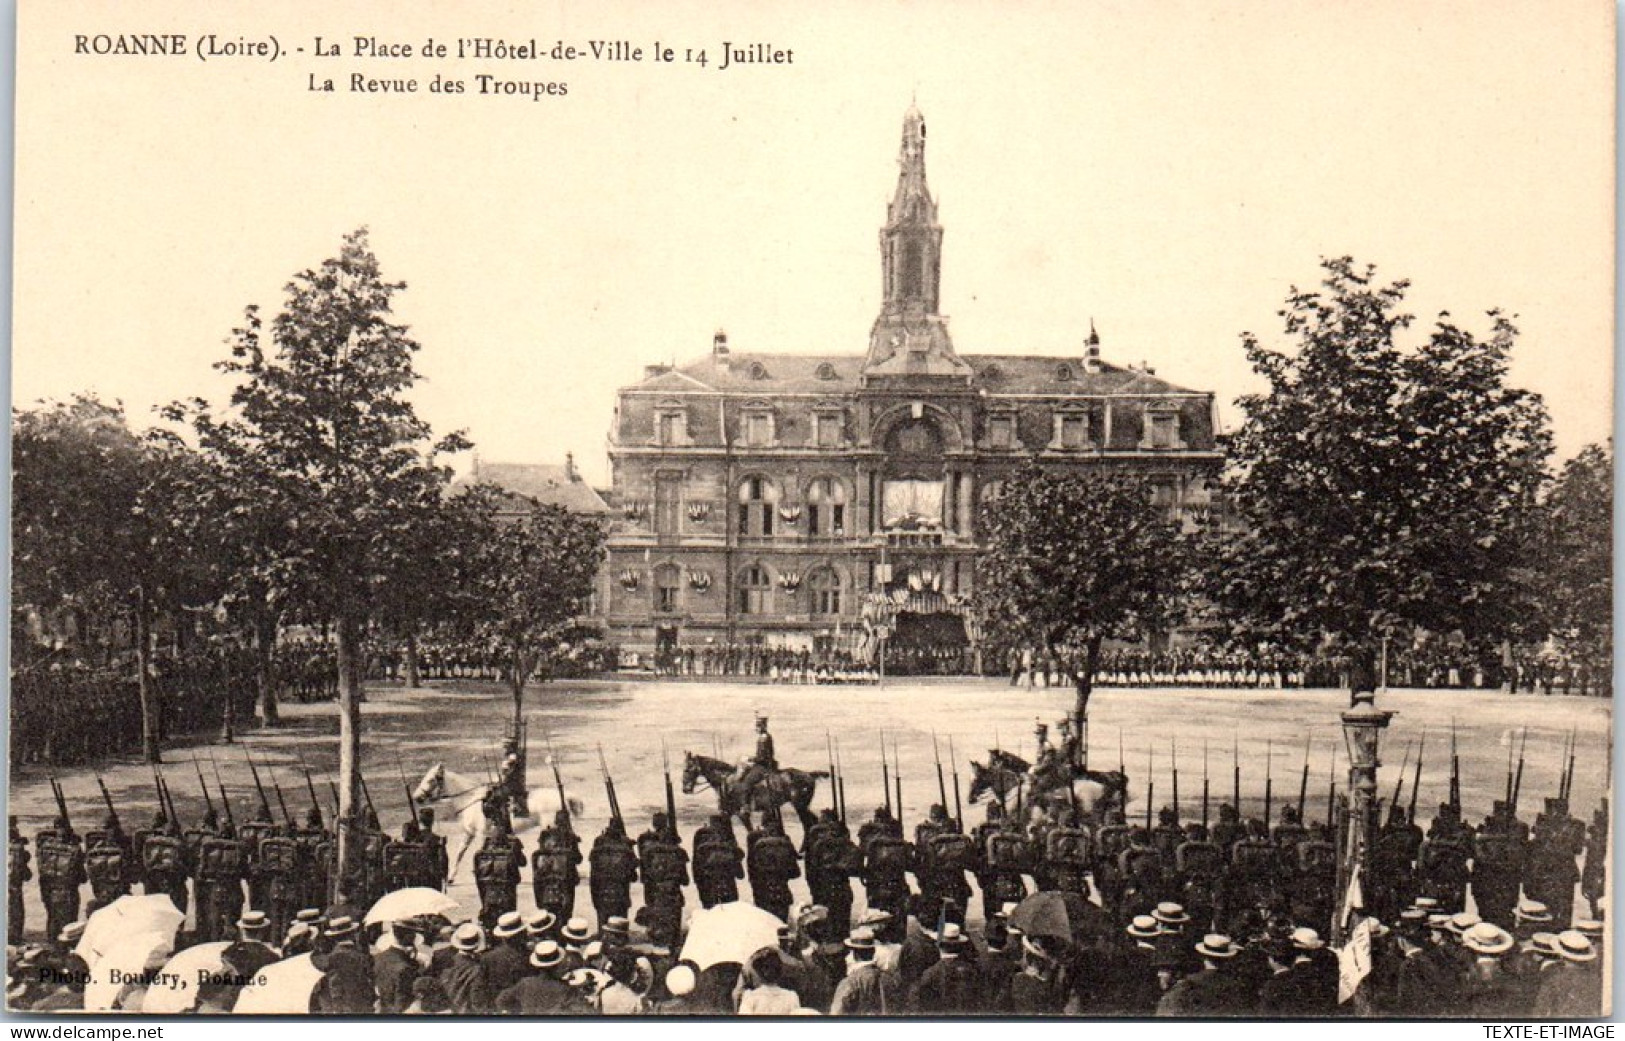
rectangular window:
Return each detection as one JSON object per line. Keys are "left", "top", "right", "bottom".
{"left": 815, "top": 588, "right": 841, "bottom": 615}
{"left": 1150, "top": 413, "right": 1180, "bottom": 449}
{"left": 989, "top": 416, "right": 1014, "bottom": 450}
{"left": 654, "top": 474, "right": 681, "bottom": 535}
{"left": 738, "top": 504, "right": 750, "bottom": 535}
{"left": 816, "top": 414, "right": 841, "bottom": 448}
{"left": 807, "top": 504, "right": 820, "bottom": 536}
{"left": 739, "top": 588, "right": 770, "bottom": 615}
{"left": 656, "top": 586, "right": 678, "bottom": 613}
{"left": 832, "top": 504, "right": 845, "bottom": 535}
{"left": 1060, "top": 415, "right": 1087, "bottom": 449}
{"left": 656, "top": 410, "right": 686, "bottom": 446}
{"left": 746, "top": 413, "right": 771, "bottom": 447}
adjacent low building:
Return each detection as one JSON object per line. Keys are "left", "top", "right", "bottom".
{"left": 598, "top": 105, "right": 1222, "bottom": 665}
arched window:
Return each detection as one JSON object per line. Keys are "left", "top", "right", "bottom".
{"left": 806, "top": 477, "right": 848, "bottom": 536}
{"left": 749, "top": 361, "right": 770, "bottom": 380}
{"left": 815, "top": 362, "right": 838, "bottom": 381}
{"left": 1055, "top": 363, "right": 1074, "bottom": 382}
{"left": 653, "top": 563, "right": 681, "bottom": 614}
{"left": 738, "top": 563, "right": 772, "bottom": 615}
{"left": 900, "top": 240, "right": 924, "bottom": 299}
{"left": 737, "top": 475, "right": 778, "bottom": 536}
{"left": 808, "top": 567, "right": 842, "bottom": 616}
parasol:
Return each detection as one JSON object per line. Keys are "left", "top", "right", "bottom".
{"left": 364, "top": 886, "right": 460, "bottom": 925}
{"left": 1010, "top": 890, "right": 1109, "bottom": 946}
{"left": 76, "top": 893, "right": 185, "bottom": 964}
{"left": 139, "top": 941, "right": 232, "bottom": 1014}
{"left": 83, "top": 930, "right": 173, "bottom": 1011}
{"left": 679, "top": 902, "right": 784, "bottom": 970}
{"left": 232, "top": 953, "right": 324, "bottom": 1014}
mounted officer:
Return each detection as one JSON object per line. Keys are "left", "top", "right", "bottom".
{"left": 746, "top": 815, "right": 801, "bottom": 921}
{"left": 588, "top": 816, "right": 639, "bottom": 925}
{"left": 532, "top": 809, "right": 583, "bottom": 920}
{"left": 496, "top": 736, "right": 527, "bottom": 819}
{"left": 692, "top": 813, "right": 745, "bottom": 908}
{"left": 735, "top": 714, "right": 778, "bottom": 810}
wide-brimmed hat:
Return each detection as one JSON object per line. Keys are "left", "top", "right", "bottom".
{"left": 1462, "top": 922, "right": 1515, "bottom": 956}
{"left": 1446, "top": 912, "right": 1482, "bottom": 936}
{"left": 1127, "top": 915, "right": 1162, "bottom": 939}
{"left": 452, "top": 922, "right": 484, "bottom": 952}
{"left": 857, "top": 908, "right": 893, "bottom": 928}
{"left": 1153, "top": 902, "right": 1191, "bottom": 926}
{"left": 237, "top": 911, "right": 270, "bottom": 932}
{"left": 936, "top": 923, "right": 970, "bottom": 951}
{"left": 796, "top": 905, "right": 829, "bottom": 928}
{"left": 602, "top": 916, "right": 630, "bottom": 938}
{"left": 491, "top": 912, "right": 524, "bottom": 939}
{"left": 1291, "top": 927, "right": 1325, "bottom": 951}
{"left": 1411, "top": 897, "right": 1440, "bottom": 912}
{"left": 1575, "top": 919, "right": 1606, "bottom": 939}
{"left": 562, "top": 918, "right": 594, "bottom": 944}
{"left": 1554, "top": 931, "right": 1597, "bottom": 963}
{"left": 1523, "top": 932, "right": 1561, "bottom": 958}
{"left": 325, "top": 915, "right": 360, "bottom": 939}
{"left": 293, "top": 908, "right": 323, "bottom": 925}
{"left": 1426, "top": 913, "right": 1453, "bottom": 931}
{"left": 845, "top": 927, "right": 877, "bottom": 952}
{"left": 56, "top": 922, "right": 85, "bottom": 944}
{"left": 1195, "top": 934, "right": 1239, "bottom": 959}
{"left": 530, "top": 940, "right": 565, "bottom": 969}
{"left": 525, "top": 910, "right": 558, "bottom": 936}
{"left": 1514, "top": 899, "right": 1553, "bottom": 924}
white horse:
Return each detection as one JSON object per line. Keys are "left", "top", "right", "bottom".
{"left": 413, "top": 763, "right": 586, "bottom": 883}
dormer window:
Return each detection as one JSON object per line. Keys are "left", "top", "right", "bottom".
{"left": 987, "top": 413, "right": 1016, "bottom": 451}
{"left": 748, "top": 361, "right": 770, "bottom": 380}
{"left": 981, "top": 364, "right": 1003, "bottom": 382}
{"left": 1141, "top": 404, "right": 1185, "bottom": 450}
{"left": 815, "top": 362, "right": 838, "bottom": 381}
{"left": 654, "top": 402, "right": 689, "bottom": 446}
{"left": 1050, "top": 408, "right": 1090, "bottom": 451}
{"left": 1055, "top": 363, "right": 1074, "bottom": 382}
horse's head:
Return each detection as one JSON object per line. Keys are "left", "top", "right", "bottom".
{"left": 414, "top": 763, "right": 445, "bottom": 803}
{"left": 681, "top": 751, "right": 699, "bottom": 794}
{"left": 968, "top": 761, "right": 991, "bottom": 804}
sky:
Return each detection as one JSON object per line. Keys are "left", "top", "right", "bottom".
{"left": 13, "top": 0, "right": 1615, "bottom": 487}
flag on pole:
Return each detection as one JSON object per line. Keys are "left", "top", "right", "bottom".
{"left": 1339, "top": 861, "right": 1365, "bottom": 934}
{"left": 1337, "top": 916, "right": 1375, "bottom": 1004}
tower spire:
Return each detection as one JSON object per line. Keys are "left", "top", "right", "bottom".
{"left": 864, "top": 102, "right": 967, "bottom": 379}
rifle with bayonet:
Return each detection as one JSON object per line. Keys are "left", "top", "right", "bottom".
{"left": 1387, "top": 741, "right": 1412, "bottom": 828}
{"left": 1449, "top": 721, "right": 1461, "bottom": 815}
{"left": 881, "top": 733, "right": 893, "bottom": 818}
{"left": 94, "top": 774, "right": 122, "bottom": 836}
{"left": 892, "top": 735, "right": 903, "bottom": 821}
{"left": 1201, "top": 740, "right": 1210, "bottom": 832}
{"left": 1233, "top": 734, "right": 1241, "bottom": 816}
{"left": 1510, "top": 728, "right": 1528, "bottom": 815}
{"left": 949, "top": 736, "right": 964, "bottom": 833}
{"left": 1297, "top": 735, "right": 1311, "bottom": 823}
{"left": 1561, "top": 727, "right": 1578, "bottom": 805}
{"left": 1144, "top": 746, "right": 1154, "bottom": 833}
{"left": 1408, "top": 730, "right": 1425, "bottom": 823}
{"left": 270, "top": 770, "right": 298, "bottom": 832}
{"left": 834, "top": 737, "right": 848, "bottom": 825}
{"left": 192, "top": 757, "right": 217, "bottom": 821}
{"left": 661, "top": 740, "right": 678, "bottom": 837}
{"left": 596, "top": 744, "right": 623, "bottom": 827}
{"left": 208, "top": 753, "right": 235, "bottom": 830}
{"left": 543, "top": 725, "right": 569, "bottom": 824}
{"left": 933, "top": 732, "right": 950, "bottom": 821}
{"left": 1263, "top": 739, "right": 1274, "bottom": 829}
{"left": 827, "top": 732, "right": 840, "bottom": 816}
{"left": 1171, "top": 739, "right": 1180, "bottom": 824}
{"left": 396, "top": 755, "right": 419, "bottom": 825}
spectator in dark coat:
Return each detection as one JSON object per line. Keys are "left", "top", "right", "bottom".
{"left": 496, "top": 941, "right": 587, "bottom": 1015}
{"left": 373, "top": 925, "right": 423, "bottom": 1014}
{"left": 311, "top": 916, "right": 376, "bottom": 1015}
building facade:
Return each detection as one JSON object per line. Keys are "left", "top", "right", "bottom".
{"left": 598, "top": 105, "right": 1223, "bottom": 664}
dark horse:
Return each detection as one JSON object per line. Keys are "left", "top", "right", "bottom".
{"left": 968, "top": 749, "right": 1130, "bottom": 821}
{"left": 681, "top": 751, "right": 827, "bottom": 831}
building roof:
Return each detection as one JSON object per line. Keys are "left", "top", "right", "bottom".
{"left": 627, "top": 350, "right": 1204, "bottom": 397}
{"left": 454, "top": 460, "right": 611, "bottom": 515}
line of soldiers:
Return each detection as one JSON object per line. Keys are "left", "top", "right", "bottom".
{"left": 11, "top": 774, "right": 454, "bottom": 950}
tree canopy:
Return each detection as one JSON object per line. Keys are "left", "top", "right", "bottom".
{"left": 1532, "top": 440, "right": 1612, "bottom": 667}
{"left": 1207, "top": 257, "right": 1552, "bottom": 687}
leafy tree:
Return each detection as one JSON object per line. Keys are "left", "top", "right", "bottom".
{"left": 12, "top": 395, "right": 218, "bottom": 760}
{"left": 174, "top": 229, "right": 466, "bottom": 881}
{"left": 1208, "top": 257, "right": 1552, "bottom": 690}
{"left": 1533, "top": 441, "right": 1612, "bottom": 668}
{"left": 457, "top": 492, "right": 606, "bottom": 727}
{"left": 974, "top": 463, "right": 1189, "bottom": 763}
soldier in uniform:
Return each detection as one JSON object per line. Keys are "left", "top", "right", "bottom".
{"left": 1525, "top": 798, "right": 1585, "bottom": 927}
{"left": 1471, "top": 802, "right": 1528, "bottom": 930}
{"left": 1151, "top": 806, "right": 1184, "bottom": 860}
{"left": 531, "top": 810, "right": 583, "bottom": 920}
{"left": 1120, "top": 827, "right": 1172, "bottom": 917}
{"left": 1227, "top": 818, "right": 1279, "bottom": 919}
{"left": 344, "top": 807, "right": 388, "bottom": 911}
{"left": 922, "top": 818, "right": 977, "bottom": 928}
{"left": 9, "top": 817, "right": 31, "bottom": 942}
{"left": 692, "top": 814, "right": 745, "bottom": 909}
{"left": 1270, "top": 804, "right": 1308, "bottom": 877}
{"left": 1041, "top": 808, "right": 1092, "bottom": 898}
{"left": 136, "top": 810, "right": 189, "bottom": 914}
{"left": 256, "top": 823, "right": 302, "bottom": 941}
{"left": 1093, "top": 809, "right": 1133, "bottom": 915}
{"left": 196, "top": 820, "right": 246, "bottom": 943}
{"left": 1371, "top": 807, "right": 1423, "bottom": 923}
{"left": 383, "top": 817, "right": 431, "bottom": 894}
{"left": 1175, "top": 825, "right": 1227, "bottom": 933}
{"left": 736, "top": 715, "right": 778, "bottom": 809}
{"left": 804, "top": 809, "right": 858, "bottom": 938}
{"left": 1581, "top": 799, "right": 1607, "bottom": 919}
{"left": 912, "top": 804, "right": 953, "bottom": 910}
{"left": 1210, "top": 803, "right": 1245, "bottom": 852}
{"left": 1291, "top": 824, "right": 1338, "bottom": 934}
{"left": 983, "top": 819, "right": 1032, "bottom": 918}
{"left": 588, "top": 816, "right": 639, "bottom": 926}
{"left": 1417, "top": 803, "right": 1474, "bottom": 913}
{"left": 35, "top": 817, "right": 86, "bottom": 945}
{"left": 84, "top": 813, "right": 132, "bottom": 914}
{"left": 473, "top": 813, "right": 524, "bottom": 932}
{"left": 746, "top": 815, "right": 801, "bottom": 921}
{"left": 418, "top": 808, "right": 448, "bottom": 890}
{"left": 297, "top": 808, "right": 334, "bottom": 912}
{"left": 861, "top": 816, "right": 915, "bottom": 920}
{"left": 235, "top": 799, "right": 276, "bottom": 915}
{"left": 638, "top": 821, "right": 690, "bottom": 950}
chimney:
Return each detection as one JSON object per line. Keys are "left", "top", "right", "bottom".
{"left": 713, "top": 329, "right": 729, "bottom": 355}
{"left": 565, "top": 452, "right": 579, "bottom": 482}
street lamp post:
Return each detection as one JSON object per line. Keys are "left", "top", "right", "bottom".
{"left": 1337, "top": 689, "right": 1395, "bottom": 945}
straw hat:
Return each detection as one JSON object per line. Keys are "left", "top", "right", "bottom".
{"left": 530, "top": 940, "right": 565, "bottom": 969}
{"left": 1554, "top": 931, "right": 1597, "bottom": 963}
{"left": 1514, "top": 899, "right": 1553, "bottom": 924}
{"left": 1127, "top": 915, "right": 1162, "bottom": 940}
{"left": 1462, "top": 922, "right": 1515, "bottom": 956}
{"left": 1195, "top": 934, "right": 1240, "bottom": 960}
{"left": 492, "top": 912, "right": 525, "bottom": 939}
{"left": 561, "top": 917, "right": 594, "bottom": 944}
{"left": 1291, "top": 927, "right": 1325, "bottom": 951}
{"left": 451, "top": 922, "right": 484, "bottom": 952}
{"left": 844, "top": 927, "right": 877, "bottom": 952}
{"left": 1446, "top": 912, "right": 1482, "bottom": 936}
{"left": 525, "top": 910, "right": 558, "bottom": 936}
{"left": 1153, "top": 902, "right": 1191, "bottom": 926}
{"left": 325, "top": 915, "right": 360, "bottom": 939}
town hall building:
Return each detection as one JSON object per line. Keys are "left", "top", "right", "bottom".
{"left": 597, "top": 105, "right": 1223, "bottom": 666}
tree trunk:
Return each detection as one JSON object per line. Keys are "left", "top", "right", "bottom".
{"left": 256, "top": 612, "right": 280, "bottom": 726}
{"left": 1073, "top": 633, "right": 1103, "bottom": 771}
{"left": 1348, "top": 642, "right": 1379, "bottom": 699}
{"left": 510, "top": 651, "right": 526, "bottom": 733}
{"left": 135, "top": 586, "right": 161, "bottom": 763}
{"left": 334, "top": 610, "right": 364, "bottom": 899}
{"left": 404, "top": 629, "right": 421, "bottom": 689}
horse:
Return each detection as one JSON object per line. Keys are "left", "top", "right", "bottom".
{"left": 966, "top": 749, "right": 1130, "bottom": 823}
{"left": 680, "top": 752, "right": 826, "bottom": 831}
{"left": 413, "top": 763, "right": 585, "bottom": 883}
